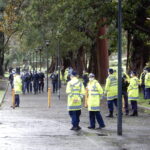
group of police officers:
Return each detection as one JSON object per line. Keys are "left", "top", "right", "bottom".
{"left": 8, "top": 66, "right": 150, "bottom": 131}
{"left": 9, "top": 69, "right": 45, "bottom": 107}
{"left": 66, "top": 67, "right": 150, "bottom": 131}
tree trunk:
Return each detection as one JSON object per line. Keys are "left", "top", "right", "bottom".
{"left": 88, "top": 43, "right": 98, "bottom": 76}
{"left": 0, "top": 31, "right": 4, "bottom": 77}
{"left": 96, "top": 25, "right": 109, "bottom": 84}
{"left": 4, "top": 59, "right": 9, "bottom": 71}
{"left": 75, "top": 46, "right": 86, "bottom": 76}
{"left": 49, "top": 56, "right": 57, "bottom": 73}
{"left": 126, "top": 31, "right": 131, "bottom": 73}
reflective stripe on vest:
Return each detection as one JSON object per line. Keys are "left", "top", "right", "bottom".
{"left": 68, "top": 105, "right": 82, "bottom": 110}
{"left": 128, "top": 97, "right": 139, "bottom": 100}
{"left": 107, "top": 95, "right": 117, "bottom": 100}
{"left": 90, "top": 106, "right": 100, "bottom": 110}
{"left": 109, "top": 76, "right": 117, "bottom": 87}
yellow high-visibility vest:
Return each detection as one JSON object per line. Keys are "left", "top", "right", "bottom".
{"left": 66, "top": 77, "right": 85, "bottom": 111}
{"left": 13, "top": 74, "right": 22, "bottom": 94}
{"left": 145, "top": 73, "right": 150, "bottom": 88}
{"left": 128, "top": 76, "right": 139, "bottom": 101}
{"left": 105, "top": 74, "right": 118, "bottom": 100}
{"left": 87, "top": 79, "right": 103, "bottom": 111}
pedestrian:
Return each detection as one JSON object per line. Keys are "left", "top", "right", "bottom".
{"left": 86, "top": 73, "right": 105, "bottom": 129}
{"left": 144, "top": 68, "right": 150, "bottom": 104}
{"left": 122, "top": 72, "right": 129, "bottom": 115}
{"left": 13, "top": 70, "right": 22, "bottom": 107}
{"left": 140, "top": 68, "right": 147, "bottom": 99}
{"left": 128, "top": 71, "right": 139, "bottom": 116}
{"left": 66, "top": 71, "right": 85, "bottom": 131}
{"left": 105, "top": 68, "right": 118, "bottom": 118}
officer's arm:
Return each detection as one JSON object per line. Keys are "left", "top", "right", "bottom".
{"left": 139, "top": 73, "right": 143, "bottom": 85}
{"left": 66, "top": 82, "right": 71, "bottom": 94}
{"left": 96, "top": 82, "right": 103, "bottom": 95}
{"left": 80, "top": 83, "right": 85, "bottom": 96}
{"left": 104, "top": 78, "right": 110, "bottom": 93}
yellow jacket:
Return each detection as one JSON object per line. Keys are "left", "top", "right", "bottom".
{"left": 13, "top": 74, "right": 22, "bottom": 94}
{"left": 87, "top": 79, "right": 103, "bottom": 111}
{"left": 66, "top": 77, "right": 85, "bottom": 111}
{"left": 145, "top": 73, "right": 150, "bottom": 88}
{"left": 128, "top": 76, "right": 139, "bottom": 101}
{"left": 105, "top": 74, "right": 118, "bottom": 100}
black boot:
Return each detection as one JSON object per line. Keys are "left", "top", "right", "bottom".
{"left": 106, "top": 111, "right": 113, "bottom": 118}
{"left": 130, "top": 111, "right": 138, "bottom": 117}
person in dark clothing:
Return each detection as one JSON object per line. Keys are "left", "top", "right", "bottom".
{"left": 9, "top": 71, "right": 14, "bottom": 89}
{"left": 122, "top": 73, "right": 129, "bottom": 115}
{"left": 140, "top": 68, "right": 147, "bottom": 99}
{"left": 39, "top": 72, "right": 45, "bottom": 93}
{"left": 24, "top": 72, "right": 30, "bottom": 94}
{"left": 82, "top": 70, "right": 89, "bottom": 88}
{"left": 33, "top": 72, "right": 39, "bottom": 94}
{"left": 29, "top": 71, "right": 33, "bottom": 93}
{"left": 50, "top": 71, "right": 58, "bottom": 93}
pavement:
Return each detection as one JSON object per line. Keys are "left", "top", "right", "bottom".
{"left": 0, "top": 83, "right": 150, "bottom": 150}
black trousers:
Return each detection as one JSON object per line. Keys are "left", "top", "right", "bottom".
{"left": 131, "top": 100, "right": 138, "bottom": 112}
{"left": 122, "top": 91, "right": 129, "bottom": 113}
{"left": 15, "top": 94, "right": 20, "bottom": 107}
{"left": 89, "top": 111, "right": 105, "bottom": 128}
{"left": 69, "top": 110, "right": 81, "bottom": 127}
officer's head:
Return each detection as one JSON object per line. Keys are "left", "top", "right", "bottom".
{"left": 12, "top": 69, "right": 16, "bottom": 74}
{"left": 70, "top": 71, "right": 77, "bottom": 78}
{"left": 108, "top": 68, "right": 114, "bottom": 75}
{"left": 143, "top": 67, "right": 148, "bottom": 73}
{"left": 147, "top": 67, "right": 150, "bottom": 73}
{"left": 130, "top": 71, "right": 136, "bottom": 77}
{"left": 89, "top": 73, "right": 95, "bottom": 81}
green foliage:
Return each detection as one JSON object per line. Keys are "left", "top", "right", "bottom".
{"left": 18, "top": 0, "right": 118, "bottom": 57}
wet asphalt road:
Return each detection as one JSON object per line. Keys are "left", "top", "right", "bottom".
{"left": 0, "top": 85, "right": 150, "bottom": 150}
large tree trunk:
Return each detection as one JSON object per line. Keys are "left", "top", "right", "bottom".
{"left": 96, "top": 25, "right": 109, "bottom": 84}
{"left": 0, "top": 32, "right": 4, "bottom": 77}
{"left": 88, "top": 43, "right": 98, "bottom": 76}
{"left": 75, "top": 46, "right": 86, "bottom": 76}
{"left": 4, "top": 59, "right": 9, "bottom": 71}
{"left": 48, "top": 56, "right": 57, "bottom": 73}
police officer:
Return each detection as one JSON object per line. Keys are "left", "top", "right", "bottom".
{"left": 9, "top": 70, "right": 15, "bottom": 89}
{"left": 25, "top": 72, "right": 30, "bottom": 94}
{"left": 29, "top": 71, "right": 33, "bottom": 93}
{"left": 105, "top": 68, "right": 118, "bottom": 118}
{"left": 140, "top": 68, "right": 147, "bottom": 99}
{"left": 145, "top": 68, "right": 150, "bottom": 104}
{"left": 50, "top": 71, "right": 58, "bottom": 93}
{"left": 128, "top": 71, "right": 139, "bottom": 116}
{"left": 13, "top": 70, "right": 22, "bottom": 107}
{"left": 82, "top": 70, "right": 89, "bottom": 88}
{"left": 87, "top": 73, "right": 105, "bottom": 129}
{"left": 66, "top": 71, "right": 85, "bottom": 131}
{"left": 33, "top": 71, "right": 39, "bottom": 94}
{"left": 122, "top": 73, "right": 129, "bottom": 115}
{"left": 39, "top": 71, "right": 45, "bottom": 93}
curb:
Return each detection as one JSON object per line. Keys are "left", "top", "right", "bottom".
{"left": 0, "top": 82, "right": 9, "bottom": 106}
